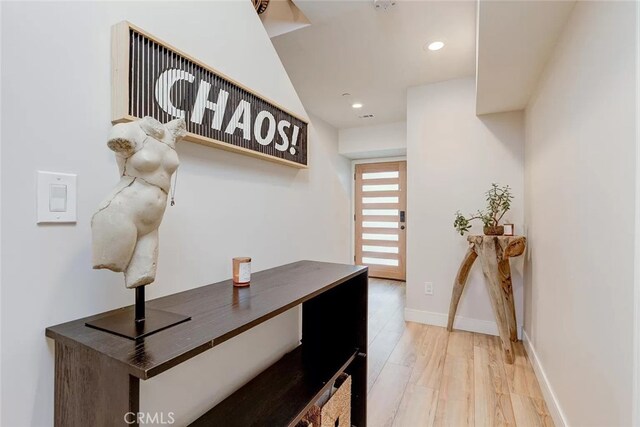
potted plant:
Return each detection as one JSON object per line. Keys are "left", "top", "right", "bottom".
{"left": 454, "top": 183, "right": 513, "bottom": 236}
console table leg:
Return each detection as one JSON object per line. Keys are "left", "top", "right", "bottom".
{"left": 349, "top": 354, "right": 367, "bottom": 427}
{"left": 55, "top": 342, "right": 139, "bottom": 426}
{"left": 498, "top": 257, "right": 518, "bottom": 342}
{"left": 447, "top": 245, "right": 478, "bottom": 331}
{"left": 475, "top": 238, "right": 514, "bottom": 364}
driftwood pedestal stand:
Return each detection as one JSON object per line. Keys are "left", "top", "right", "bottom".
{"left": 447, "top": 235, "right": 526, "bottom": 364}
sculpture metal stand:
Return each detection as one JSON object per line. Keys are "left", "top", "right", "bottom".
{"left": 86, "top": 117, "right": 191, "bottom": 340}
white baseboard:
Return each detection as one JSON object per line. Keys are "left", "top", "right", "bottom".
{"left": 404, "top": 308, "right": 522, "bottom": 339}
{"left": 522, "top": 330, "right": 569, "bottom": 427}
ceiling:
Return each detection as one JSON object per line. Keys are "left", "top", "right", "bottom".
{"left": 271, "top": 0, "right": 477, "bottom": 129}
{"left": 476, "top": 0, "right": 576, "bottom": 115}
{"left": 259, "top": 0, "right": 311, "bottom": 38}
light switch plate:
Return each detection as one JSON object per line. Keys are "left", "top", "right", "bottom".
{"left": 37, "top": 171, "right": 77, "bottom": 223}
{"left": 424, "top": 282, "right": 434, "bottom": 295}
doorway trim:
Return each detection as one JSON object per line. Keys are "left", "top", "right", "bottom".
{"left": 350, "top": 156, "right": 407, "bottom": 273}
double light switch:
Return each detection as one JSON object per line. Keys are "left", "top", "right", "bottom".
{"left": 37, "top": 171, "right": 77, "bottom": 223}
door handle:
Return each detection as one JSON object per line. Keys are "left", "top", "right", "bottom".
{"left": 401, "top": 225, "right": 405, "bottom": 230}
{"left": 400, "top": 211, "right": 406, "bottom": 222}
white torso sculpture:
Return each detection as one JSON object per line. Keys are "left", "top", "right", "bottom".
{"left": 92, "top": 117, "right": 186, "bottom": 288}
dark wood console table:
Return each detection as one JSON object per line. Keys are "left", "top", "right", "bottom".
{"left": 46, "top": 261, "right": 368, "bottom": 426}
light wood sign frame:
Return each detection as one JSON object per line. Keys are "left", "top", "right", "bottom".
{"left": 111, "top": 21, "right": 309, "bottom": 168}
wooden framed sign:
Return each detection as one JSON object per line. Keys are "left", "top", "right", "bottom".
{"left": 111, "top": 21, "right": 309, "bottom": 168}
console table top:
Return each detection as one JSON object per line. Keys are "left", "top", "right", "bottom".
{"left": 46, "top": 260, "right": 367, "bottom": 379}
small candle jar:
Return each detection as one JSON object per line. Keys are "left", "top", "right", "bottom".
{"left": 232, "top": 257, "right": 251, "bottom": 286}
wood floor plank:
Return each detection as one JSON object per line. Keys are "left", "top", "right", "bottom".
{"left": 446, "top": 330, "right": 474, "bottom": 358}
{"left": 510, "top": 394, "right": 554, "bottom": 427}
{"left": 368, "top": 362, "right": 412, "bottom": 427}
{"left": 409, "top": 326, "right": 449, "bottom": 389}
{"left": 435, "top": 353, "right": 474, "bottom": 408}
{"left": 369, "top": 280, "right": 405, "bottom": 344}
{"left": 474, "top": 334, "right": 510, "bottom": 395}
{"left": 368, "top": 307, "right": 406, "bottom": 391}
{"left": 473, "top": 336, "right": 516, "bottom": 427}
{"left": 392, "top": 383, "right": 438, "bottom": 427}
{"left": 474, "top": 331, "right": 495, "bottom": 349}
{"left": 434, "top": 330, "right": 475, "bottom": 427}
{"left": 387, "top": 322, "right": 428, "bottom": 368}
{"left": 504, "top": 342, "right": 545, "bottom": 399}
{"left": 434, "top": 392, "right": 474, "bottom": 427}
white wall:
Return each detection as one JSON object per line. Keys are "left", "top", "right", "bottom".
{"left": 0, "top": 2, "right": 3, "bottom": 422}
{"left": 524, "top": 2, "right": 637, "bottom": 425}
{"left": 0, "top": 2, "right": 351, "bottom": 426}
{"left": 635, "top": 2, "right": 640, "bottom": 424}
{"left": 339, "top": 121, "right": 406, "bottom": 159}
{"left": 259, "top": 0, "right": 311, "bottom": 38}
{"left": 475, "top": 0, "right": 575, "bottom": 115}
{"left": 405, "top": 77, "right": 524, "bottom": 335}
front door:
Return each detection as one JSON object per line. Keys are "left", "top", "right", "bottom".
{"left": 354, "top": 161, "right": 406, "bottom": 281}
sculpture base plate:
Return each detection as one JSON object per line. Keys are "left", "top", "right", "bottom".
{"left": 85, "top": 307, "right": 191, "bottom": 340}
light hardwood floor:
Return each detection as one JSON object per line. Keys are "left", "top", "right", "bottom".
{"left": 367, "top": 278, "right": 553, "bottom": 427}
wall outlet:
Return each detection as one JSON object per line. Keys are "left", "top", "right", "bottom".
{"left": 424, "top": 282, "right": 434, "bottom": 295}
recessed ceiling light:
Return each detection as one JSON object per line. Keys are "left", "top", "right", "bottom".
{"left": 427, "top": 41, "right": 444, "bottom": 51}
{"left": 352, "top": 103, "right": 363, "bottom": 109}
